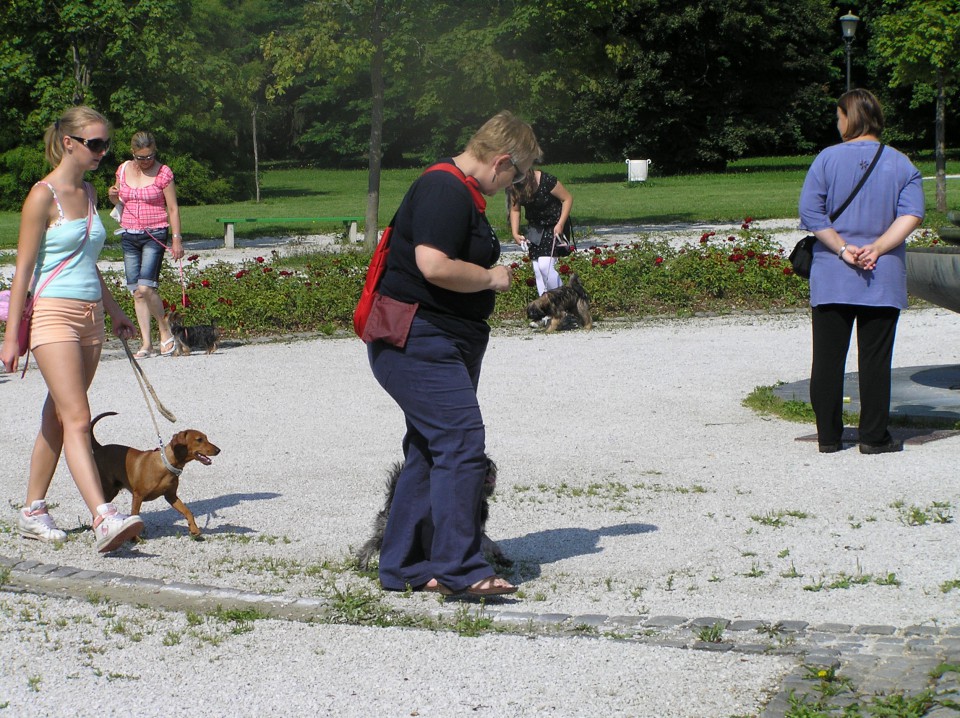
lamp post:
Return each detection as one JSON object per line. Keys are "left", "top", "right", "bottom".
{"left": 840, "top": 12, "right": 860, "bottom": 92}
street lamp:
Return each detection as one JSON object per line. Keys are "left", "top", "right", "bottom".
{"left": 840, "top": 12, "right": 860, "bottom": 92}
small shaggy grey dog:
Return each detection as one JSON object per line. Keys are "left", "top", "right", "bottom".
{"left": 355, "top": 456, "right": 511, "bottom": 571}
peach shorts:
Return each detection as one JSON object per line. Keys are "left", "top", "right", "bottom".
{"left": 29, "top": 297, "right": 105, "bottom": 350}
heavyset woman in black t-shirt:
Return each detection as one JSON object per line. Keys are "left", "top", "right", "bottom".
{"left": 367, "top": 111, "right": 541, "bottom": 597}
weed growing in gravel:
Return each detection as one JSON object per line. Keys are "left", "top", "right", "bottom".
{"left": 749, "top": 509, "right": 812, "bottom": 528}
{"left": 696, "top": 622, "right": 725, "bottom": 643}
{"left": 780, "top": 562, "right": 803, "bottom": 579}
{"left": 450, "top": 604, "right": 495, "bottom": 637}
{"left": 940, "top": 579, "right": 960, "bottom": 594}
{"left": 743, "top": 561, "right": 766, "bottom": 578}
{"left": 509, "top": 478, "right": 707, "bottom": 511}
{"left": 892, "top": 499, "right": 954, "bottom": 526}
{"left": 802, "top": 571, "right": 901, "bottom": 592}
{"left": 783, "top": 662, "right": 956, "bottom": 716}
{"left": 27, "top": 675, "right": 41, "bottom": 692}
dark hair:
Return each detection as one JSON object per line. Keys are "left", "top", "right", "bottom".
{"left": 131, "top": 131, "right": 156, "bottom": 152}
{"left": 837, "top": 89, "right": 884, "bottom": 141}
{"left": 507, "top": 168, "right": 538, "bottom": 207}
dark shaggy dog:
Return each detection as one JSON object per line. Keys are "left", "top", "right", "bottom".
{"left": 526, "top": 273, "right": 593, "bottom": 332}
{"left": 167, "top": 310, "right": 220, "bottom": 355}
{"left": 355, "top": 456, "right": 511, "bottom": 571}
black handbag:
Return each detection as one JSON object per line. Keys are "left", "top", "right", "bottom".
{"left": 552, "top": 217, "right": 575, "bottom": 257}
{"left": 791, "top": 144, "right": 885, "bottom": 279}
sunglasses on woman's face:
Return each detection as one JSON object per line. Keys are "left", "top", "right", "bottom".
{"left": 67, "top": 135, "right": 111, "bottom": 154}
{"left": 132, "top": 153, "right": 156, "bottom": 162}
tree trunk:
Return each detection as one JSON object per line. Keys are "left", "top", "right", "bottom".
{"left": 935, "top": 68, "right": 946, "bottom": 213}
{"left": 252, "top": 104, "right": 261, "bottom": 203}
{"left": 364, "top": 0, "right": 386, "bottom": 250}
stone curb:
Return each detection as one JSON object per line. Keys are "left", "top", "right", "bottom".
{"left": 2, "top": 554, "right": 959, "bottom": 716}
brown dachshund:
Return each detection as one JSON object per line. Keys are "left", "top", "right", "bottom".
{"left": 90, "top": 412, "right": 221, "bottom": 536}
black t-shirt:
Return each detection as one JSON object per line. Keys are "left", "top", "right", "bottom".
{"left": 379, "top": 159, "right": 500, "bottom": 344}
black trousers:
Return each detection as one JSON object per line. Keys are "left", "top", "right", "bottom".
{"left": 810, "top": 304, "right": 900, "bottom": 446}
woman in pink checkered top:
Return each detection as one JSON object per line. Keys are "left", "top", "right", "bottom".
{"left": 108, "top": 131, "right": 184, "bottom": 358}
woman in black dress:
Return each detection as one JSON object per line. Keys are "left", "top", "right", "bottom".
{"left": 508, "top": 169, "right": 573, "bottom": 294}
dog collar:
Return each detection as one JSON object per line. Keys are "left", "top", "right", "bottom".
{"left": 159, "top": 445, "right": 183, "bottom": 477}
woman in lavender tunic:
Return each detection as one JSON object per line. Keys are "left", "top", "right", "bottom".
{"left": 798, "top": 89, "right": 924, "bottom": 455}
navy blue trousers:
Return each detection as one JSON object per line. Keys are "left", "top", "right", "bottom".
{"left": 810, "top": 303, "right": 899, "bottom": 446}
{"left": 368, "top": 317, "right": 493, "bottom": 592}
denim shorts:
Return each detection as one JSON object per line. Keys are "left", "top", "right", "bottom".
{"left": 121, "top": 229, "right": 168, "bottom": 290}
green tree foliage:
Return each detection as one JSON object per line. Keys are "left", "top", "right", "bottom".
{"left": 874, "top": 0, "right": 959, "bottom": 211}
{"left": 544, "top": 0, "right": 837, "bottom": 171}
{"left": 0, "top": 0, "right": 254, "bottom": 209}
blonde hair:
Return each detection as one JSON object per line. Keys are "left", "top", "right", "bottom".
{"left": 466, "top": 111, "right": 542, "bottom": 169}
{"left": 43, "top": 106, "right": 110, "bottom": 167}
{"left": 131, "top": 131, "right": 156, "bottom": 152}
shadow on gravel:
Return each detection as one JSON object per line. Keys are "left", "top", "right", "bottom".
{"left": 131, "top": 491, "right": 282, "bottom": 538}
{"left": 501, "top": 522, "right": 657, "bottom": 579}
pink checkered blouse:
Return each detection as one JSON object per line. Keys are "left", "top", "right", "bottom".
{"left": 116, "top": 162, "right": 174, "bottom": 230}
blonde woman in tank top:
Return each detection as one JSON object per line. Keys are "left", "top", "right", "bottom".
{"left": 0, "top": 107, "right": 146, "bottom": 554}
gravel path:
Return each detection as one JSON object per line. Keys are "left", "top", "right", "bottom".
{"left": 1, "top": 220, "right": 958, "bottom": 716}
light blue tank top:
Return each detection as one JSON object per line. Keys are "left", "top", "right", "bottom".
{"left": 31, "top": 183, "right": 106, "bottom": 301}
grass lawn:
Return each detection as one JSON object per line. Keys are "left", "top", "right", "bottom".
{"left": 0, "top": 155, "right": 954, "bottom": 252}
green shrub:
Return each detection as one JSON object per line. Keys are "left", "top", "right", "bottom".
{"left": 99, "top": 218, "right": 811, "bottom": 338}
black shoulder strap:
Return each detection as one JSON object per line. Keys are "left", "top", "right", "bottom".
{"left": 830, "top": 143, "right": 884, "bottom": 222}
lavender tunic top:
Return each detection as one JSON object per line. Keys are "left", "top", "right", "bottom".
{"left": 798, "top": 140, "right": 924, "bottom": 309}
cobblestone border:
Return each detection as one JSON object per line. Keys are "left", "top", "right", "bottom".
{"left": 2, "top": 554, "right": 958, "bottom": 716}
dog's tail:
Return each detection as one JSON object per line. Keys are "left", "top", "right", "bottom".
{"left": 568, "top": 273, "right": 591, "bottom": 301}
{"left": 89, "top": 411, "right": 118, "bottom": 448}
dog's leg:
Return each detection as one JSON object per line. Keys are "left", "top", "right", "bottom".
{"left": 165, "top": 493, "right": 201, "bottom": 536}
{"left": 481, "top": 534, "right": 513, "bottom": 569}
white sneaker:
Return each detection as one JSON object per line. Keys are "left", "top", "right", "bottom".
{"left": 92, "top": 504, "right": 144, "bottom": 554}
{"left": 18, "top": 500, "right": 67, "bottom": 542}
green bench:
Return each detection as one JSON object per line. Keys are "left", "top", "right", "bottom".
{"left": 215, "top": 216, "right": 363, "bottom": 248}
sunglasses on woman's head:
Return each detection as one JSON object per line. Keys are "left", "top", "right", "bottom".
{"left": 508, "top": 157, "right": 526, "bottom": 185}
{"left": 67, "top": 135, "right": 111, "bottom": 153}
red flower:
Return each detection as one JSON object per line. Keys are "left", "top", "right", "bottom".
{"left": 510, "top": 262, "right": 519, "bottom": 269}
{"left": 783, "top": 267, "right": 793, "bottom": 275}
{"left": 654, "top": 256, "right": 664, "bottom": 265}
{"left": 279, "top": 270, "right": 292, "bottom": 276}
{"left": 591, "top": 256, "right": 600, "bottom": 266}
{"left": 182, "top": 295, "right": 192, "bottom": 307}
{"left": 201, "top": 279, "right": 210, "bottom": 288}
{"left": 737, "top": 265, "right": 745, "bottom": 274}
{"left": 594, "top": 247, "right": 602, "bottom": 255}
{"left": 522, "top": 256, "right": 530, "bottom": 263}
{"left": 187, "top": 254, "right": 199, "bottom": 262}
{"left": 558, "top": 264, "right": 571, "bottom": 274}
{"left": 601, "top": 257, "right": 617, "bottom": 266}
{"left": 255, "top": 256, "right": 265, "bottom": 263}
{"left": 263, "top": 266, "right": 272, "bottom": 273}
{"left": 235, "top": 270, "right": 247, "bottom": 279}
{"left": 746, "top": 250, "right": 756, "bottom": 258}
{"left": 525, "top": 278, "right": 535, "bottom": 287}
{"left": 700, "top": 231, "right": 715, "bottom": 242}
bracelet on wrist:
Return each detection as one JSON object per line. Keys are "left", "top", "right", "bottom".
{"left": 838, "top": 244, "right": 848, "bottom": 260}
{"left": 172, "top": 233, "right": 182, "bottom": 239}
